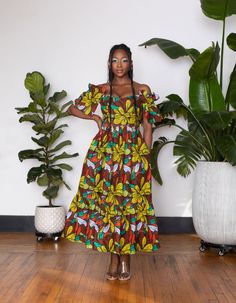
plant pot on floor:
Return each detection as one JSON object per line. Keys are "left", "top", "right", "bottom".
{"left": 192, "top": 161, "right": 236, "bottom": 255}
{"left": 35, "top": 205, "right": 65, "bottom": 242}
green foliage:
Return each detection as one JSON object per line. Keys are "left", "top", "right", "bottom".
{"left": 140, "top": 1, "right": 236, "bottom": 184}
{"left": 16, "top": 71, "right": 78, "bottom": 205}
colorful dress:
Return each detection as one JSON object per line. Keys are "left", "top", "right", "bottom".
{"left": 63, "top": 83, "right": 162, "bottom": 255}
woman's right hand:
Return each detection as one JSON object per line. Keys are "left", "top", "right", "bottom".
{"left": 92, "top": 115, "right": 102, "bottom": 132}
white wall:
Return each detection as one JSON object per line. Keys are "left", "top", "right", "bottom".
{"left": 0, "top": 0, "right": 235, "bottom": 216}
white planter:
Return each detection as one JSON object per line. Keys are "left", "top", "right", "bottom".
{"left": 192, "top": 161, "right": 236, "bottom": 245}
{"left": 34, "top": 205, "right": 65, "bottom": 234}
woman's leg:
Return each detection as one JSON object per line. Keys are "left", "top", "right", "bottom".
{"left": 118, "top": 254, "right": 131, "bottom": 280}
{"left": 105, "top": 253, "right": 120, "bottom": 280}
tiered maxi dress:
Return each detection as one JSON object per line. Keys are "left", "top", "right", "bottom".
{"left": 63, "top": 83, "right": 162, "bottom": 255}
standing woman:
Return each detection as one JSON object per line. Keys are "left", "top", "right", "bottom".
{"left": 63, "top": 44, "right": 162, "bottom": 281}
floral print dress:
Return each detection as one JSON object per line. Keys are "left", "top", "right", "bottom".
{"left": 63, "top": 83, "right": 162, "bottom": 255}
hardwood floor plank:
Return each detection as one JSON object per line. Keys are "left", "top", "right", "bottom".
{"left": 1, "top": 233, "right": 236, "bottom": 303}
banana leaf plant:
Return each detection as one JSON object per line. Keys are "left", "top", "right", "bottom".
{"left": 15, "top": 71, "right": 79, "bottom": 206}
{"left": 140, "top": 0, "right": 236, "bottom": 185}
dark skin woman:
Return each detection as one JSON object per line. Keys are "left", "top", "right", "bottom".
{"left": 66, "top": 44, "right": 160, "bottom": 280}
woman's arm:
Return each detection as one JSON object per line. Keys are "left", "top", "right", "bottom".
{"left": 143, "top": 116, "right": 152, "bottom": 150}
{"left": 67, "top": 105, "right": 102, "bottom": 130}
{"left": 138, "top": 83, "right": 153, "bottom": 150}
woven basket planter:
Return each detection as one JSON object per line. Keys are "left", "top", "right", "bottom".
{"left": 192, "top": 161, "right": 236, "bottom": 245}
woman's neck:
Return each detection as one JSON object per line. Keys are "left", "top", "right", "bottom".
{"left": 112, "top": 76, "right": 131, "bottom": 86}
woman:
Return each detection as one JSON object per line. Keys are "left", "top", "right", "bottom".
{"left": 63, "top": 44, "right": 162, "bottom": 281}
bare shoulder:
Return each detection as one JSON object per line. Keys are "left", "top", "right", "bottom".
{"left": 133, "top": 82, "right": 151, "bottom": 94}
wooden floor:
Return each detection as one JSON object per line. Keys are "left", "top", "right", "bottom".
{"left": 0, "top": 234, "right": 236, "bottom": 303}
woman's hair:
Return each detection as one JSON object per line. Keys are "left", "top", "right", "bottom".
{"left": 107, "top": 44, "right": 137, "bottom": 126}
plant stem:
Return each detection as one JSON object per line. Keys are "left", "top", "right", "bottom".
{"left": 220, "top": 18, "right": 226, "bottom": 90}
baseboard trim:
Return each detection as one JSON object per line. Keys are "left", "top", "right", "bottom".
{"left": 0, "top": 216, "right": 195, "bottom": 233}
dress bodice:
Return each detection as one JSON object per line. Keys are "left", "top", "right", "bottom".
{"left": 74, "top": 83, "right": 162, "bottom": 127}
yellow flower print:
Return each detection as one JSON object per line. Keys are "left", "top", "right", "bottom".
{"left": 79, "top": 87, "right": 103, "bottom": 115}
{"left": 131, "top": 177, "right": 151, "bottom": 204}
{"left": 113, "top": 100, "right": 136, "bottom": 125}
{"left": 106, "top": 182, "right": 128, "bottom": 205}
{"left": 142, "top": 91, "right": 155, "bottom": 112}
{"left": 113, "top": 136, "right": 131, "bottom": 166}
{"left": 136, "top": 203, "right": 149, "bottom": 222}
{"left": 79, "top": 176, "right": 89, "bottom": 189}
{"left": 131, "top": 137, "right": 149, "bottom": 170}
{"left": 106, "top": 185, "right": 118, "bottom": 205}
{"left": 91, "top": 134, "right": 109, "bottom": 158}
{"left": 88, "top": 174, "right": 103, "bottom": 203}
{"left": 103, "top": 206, "right": 116, "bottom": 232}
{"left": 70, "top": 192, "right": 82, "bottom": 212}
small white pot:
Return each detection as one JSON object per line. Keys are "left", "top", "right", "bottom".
{"left": 192, "top": 161, "right": 236, "bottom": 245}
{"left": 34, "top": 205, "right": 65, "bottom": 234}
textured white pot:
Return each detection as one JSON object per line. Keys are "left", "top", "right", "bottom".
{"left": 34, "top": 205, "right": 65, "bottom": 234}
{"left": 192, "top": 161, "right": 236, "bottom": 245}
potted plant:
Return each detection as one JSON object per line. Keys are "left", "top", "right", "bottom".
{"left": 15, "top": 71, "right": 78, "bottom": 241}
{"left": 140, "top": 0, "right": 236, "bottom": 255}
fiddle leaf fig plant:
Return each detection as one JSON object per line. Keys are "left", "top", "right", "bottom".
{"left": 140, "top": 0, "right": 236, "bottom": 185}
{"left": 16, "top": 71, "right": 79, "bottom": 206}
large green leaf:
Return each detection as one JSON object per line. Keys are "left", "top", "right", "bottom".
{"left": 53, "top": 163, "right": 73, "bottom": 171}
{"left": 200, "top": 0, "right": 236, "bottom": 20}
{"left": 37, "top": 174, "right": 49, "bottom": 186}
{"left": 189, "top": 44, "right": 220, "bottom": 80}
{"left": 19, "top": 114, "right": 43, "bottom": 124}
{"left": 225, "top": 64, "right": 236, "bottom": 109}
{"left": 173, "top": 130, "right": 206, "bottom": 176}
{"left": 50, "top": 152, "right": 79, "bottom": 163}
{"left": 151, "top": 137, "right": 171, "bottom": 185}
{"left": 45, "top": 167, "right": 62, "bottom": 178}
{"left": 29, "top": 92, "right": 46, "bottom": 107}
{"left": 18, "top": 149, "right": 44, "bottom": 162}
{"left": 48, "top": 101, "right": 60, "bottom": 115}
{"left": 189, "top": 76, "right": 226, "bottom": 112}
{"left": 15, "top": 102, "right": 39, "bottom": 114}
{"left": 27, "top": 166, "right": 44, "bottom": 183}
{"left": 227, "top": 33, "right": 236, "bottom": 51}
{"left": 49, "top": 140, "right": 72, "bottom": 153}
{"left": 24, "top": 72, "right": 45, "bottom": 93}
{"left": 139, "top": 38, "right": 199, "bottom": 61}
{"left": 200, "top": 111, "right": 236, "bottom": 130}
{"left": 32, "top": 118, "right": 57, "bottom": 134}
{"left": 43, "top": 185, "right": 59, "bottom": 199}
{"left": 216, "top": 135, "right": 236, "bottom": 165}
{"left": 54, "top": 124, "right": 68, "bottom": 131}
{"left": 49, "top": 90, "right": 67, "bottom": 102}
{"left": 31, "top": 136, "right": 49, "bottom": 147}
{"left": 44, "top": 83, "right": 50, "bottom": 95}
{"left": 158, "top": 95, "right": 188, "bottom": 119}
{"left": 37, "top": 168, "right": 62, "bottom": 186}
{"left": 48, "top": 129, "right": 64, "bottom": 146}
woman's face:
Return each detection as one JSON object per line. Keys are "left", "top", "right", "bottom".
{"left": 111, "top": 49, "right": 131, "bottom": 78}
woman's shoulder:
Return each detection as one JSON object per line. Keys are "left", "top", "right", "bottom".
{"left": 133, "top": 82, "right": 152, "bottom": 94}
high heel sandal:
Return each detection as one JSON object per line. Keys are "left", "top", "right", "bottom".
{"left": 105, "top": 254, "right": 120, "bottom": 281}
{"left": 118, "top": 257, "right": 131, "bottom": 281}
{"left": 105, "top": 272, "right": 118, "bottom": 281}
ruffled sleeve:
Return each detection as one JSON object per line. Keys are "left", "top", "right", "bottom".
{"left": 74, "top": 83, "right": 106, "bottom": 115}
{"left": 139, "top": 90, "right": 162, "bottom": 124}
